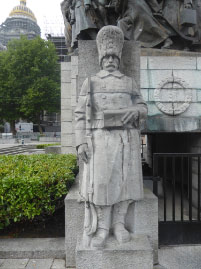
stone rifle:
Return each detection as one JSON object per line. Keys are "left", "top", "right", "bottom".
{"left": 83, "top": 77, "right": 97, "bottom": 242}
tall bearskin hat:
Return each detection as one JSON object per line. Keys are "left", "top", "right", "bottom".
{"left": 96, "top": 25, "right": 124, "bottom": 66}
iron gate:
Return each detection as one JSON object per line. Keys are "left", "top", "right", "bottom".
{"left": 153, "top": 153, "right": 201, "bottom": 245}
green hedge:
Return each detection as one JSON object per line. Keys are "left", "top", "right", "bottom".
{"left": 36, "top": 143, "right": 60, "bottom": 149}
{"left": 0, "top": 154, "right": 78, "bottom": 229}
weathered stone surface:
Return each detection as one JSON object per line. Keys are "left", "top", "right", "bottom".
{"left": 0, "top": 238, "right": 65, "bottom": 259}
{"left": 146, "top": 116, "right": 200, "bottom": 132}
{"left": 61, "top": 134, "right": 75, "bottom": 147}
{"left": 71, "top": 56, "right": 78, "bottom": 66}
{"left": 141, "top": 56, "right": 148, "bottom": 69}
{"left": 61, "top": 62, "right": 71, "bottom": 71}
{"left": 61, "top": 61, "right": 75, "bottom": 153}
{"left": 71, "top": 79, "right": 77, "bottom": 96}
{"left": 182, "top": 103, "right": 201, "bottom": 117}
{"left": 141, "top": 70, "right": 173, "bottom": 89}
{"left": 0, "top": 259, "right": 28, "bottom": 269}
{"left": 71, "top": 66, "right": 78, "bottom": 80}
{"left": 76, "top": 235, "right": 153, "bottom": 269}
{"left": 197, "top": 90, "right": 201, "bottom": 102}
{"left": 65, "top": 183, "right": 84, "bottom": 267}
{"left": 61, "top": 122, "right": 73, "bottom": 134}
{"left": 61, "top": 109, "right": 73, "bottom": 122}
{"left": 61, "top": 71, "right": 71, "bottom": 83}
{"left": 61, "top": 98, "right": 71, "bottom": 110}
{"left": 51, "top": 259, "right": 66, "bottom": 269}
{"left": 149, "top": 56, "right": 197, "bottom": 70}
{"left": 61, "top": 146, "right": 76, "bottom": 155}
{"left": 197, "top": 57, "right": 201, "bottom": 70}
{"left": 26, "top": 259, "right": 53, "bottom": 269}
{"left": 141, "top": 89, "right": 149, "bottom": 101}
{"left": 65, "top": 184, "right": 158, "bottom": 267}
{"left": 126, "top": 188, "right": 158, "bottom": 264}
{"left": 61, "top": 83, "right": 71, "bottom": 97}
{"left": 173, "top": 70, "right": 201, "bottom": 89}
{"left": 158, "top": 245, "right": 201, "bottom": 269}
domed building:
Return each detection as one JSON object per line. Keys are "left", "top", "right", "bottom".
{"left": 0, "top": 0, "right": 40, "bottom": 47}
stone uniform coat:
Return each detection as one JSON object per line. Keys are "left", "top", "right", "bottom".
{"left": 117, "top": 0, "right": 169, "bottom": 47}
{"left": 75, "top": 70, "right": 148, "bottom": 206}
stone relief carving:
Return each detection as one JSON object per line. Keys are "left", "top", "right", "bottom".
{"left": 75, "top": 26, "right": 148, "bottom": 248}
{"left": 61, "top": 0, "right": 201, "bottom": 51}
{"left": 154, "top": 76, "right": 192, "bottom": 115}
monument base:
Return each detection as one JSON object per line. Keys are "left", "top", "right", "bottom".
{"left": 76, "top": 234, "right": 153, "bottom": 269}
{"left": 65, "top": 184, "right": 158, "bottom": 267}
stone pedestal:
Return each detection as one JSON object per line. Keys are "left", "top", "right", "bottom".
{"left": 65, "top": 182, "right": 84, "bottom": 267}
{"left": 65, "top": 183, "right": 158, "bottom": 267}
{"left": 76, "top": 235, "right": 153, "bottom": 269}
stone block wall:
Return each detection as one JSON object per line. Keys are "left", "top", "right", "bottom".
{"left": 141, "top": 55, "right": 201, "bottom": 133}
{"left": 61, "top": 57, "right": 78, "bottom": 154}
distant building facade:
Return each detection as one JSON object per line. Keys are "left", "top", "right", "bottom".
{"left": 0, "top": 0, "right": 40, "bottom": 47}
{"left": 46, "top": 34, "right": 68, "bottom": 62}
{"left": 0, "top": 42, "right": 6, "bottom": 51}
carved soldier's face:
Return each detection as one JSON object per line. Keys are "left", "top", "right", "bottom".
{"left": 102, "top": 55, "right": 119, "bottom": 72}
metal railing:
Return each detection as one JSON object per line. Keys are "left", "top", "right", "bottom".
{"left": 153, "top": 153, "right": 201, "bottom": 245}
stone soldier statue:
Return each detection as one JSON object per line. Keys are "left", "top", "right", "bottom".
{"left": 63, "top": 0, "right": 109, "bottom": 48}
{"left": 117, "top": 0, "right": 173, "bottom": 48}
{"left": 75, "top": 26, "right": 148, "bottom": 248}
{"left": 161, "top": 0, "right": 198, "bottom": 45}
{"left": 61, "top": 0, "right": 73, "bottom": 49}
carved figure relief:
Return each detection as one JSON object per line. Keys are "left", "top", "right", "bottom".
{"left": 75, "top": 26, "right": 148, "bottom": 248}
{"left": 61, "top": 0, "right": 201, "bottom": 51}
{"left": 154, "top": 76, "right": 192, "bottom": 115}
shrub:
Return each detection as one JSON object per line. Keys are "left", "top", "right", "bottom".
{"left": 0, "top": 154, "right": 78, "bottom": 229}
{"left": 36, "top": 143, "right": 60, "bottom": 149}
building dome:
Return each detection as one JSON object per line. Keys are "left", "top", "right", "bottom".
{"left": 0, "top": 0, "right": 40, "bottom": 47}
{"left": 9, "top": 0, "right": 37, "bottom": 22}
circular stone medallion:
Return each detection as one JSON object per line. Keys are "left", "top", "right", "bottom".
{"left": 154, "top": 77, "right": 192, "bottom": 116}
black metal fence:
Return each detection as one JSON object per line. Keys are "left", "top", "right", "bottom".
{"left": 153, "top": 153, "right": 201, "bottom": 245}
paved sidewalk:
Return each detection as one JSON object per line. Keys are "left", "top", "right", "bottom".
{"left": 0, "top": 259, "right": 74, "bottom": 269}
{"left": 0, "top": 242, "right": 201, "bottom": 269}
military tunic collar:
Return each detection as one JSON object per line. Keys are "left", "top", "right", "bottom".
{"left": 97, "top": 70, "right": 124, "bottom": 79}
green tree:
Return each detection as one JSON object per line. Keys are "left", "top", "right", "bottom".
{"left": 0, "top": 36, "right": 60, "bottom": 134}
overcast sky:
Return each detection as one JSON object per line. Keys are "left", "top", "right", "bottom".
{"left": 0, "top": 0, "right": 64, "bottom": 38}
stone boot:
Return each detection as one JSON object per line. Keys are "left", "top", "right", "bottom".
{"left": 90, "top": 228, "right": 109, "bottom": 249}
{"left": 113, "top": 222, "right": 130, "bottom": 243}
{"left": 112, "top": 201, "right": 132, "bottom": 244}
{"left": 91, "top": 206, "right": 111, "bottom": 249}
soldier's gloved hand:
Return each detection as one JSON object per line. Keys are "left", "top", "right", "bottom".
{"left": 121, "top": 110, "right": 139, "bottom": 125}
{"left": 78, "top": 143, "right": 89, "bottom": 163}
{"left": 85, "top": 4, "right": 90, "bottom": 11}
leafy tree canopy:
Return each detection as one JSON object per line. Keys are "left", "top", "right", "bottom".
{"left": 0, "top": 36, "right": 60, "bottom": 133}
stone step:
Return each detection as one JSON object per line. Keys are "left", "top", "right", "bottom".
{"left": 76, "top": 235, "right": 153, "bottom": 269}
{"left": 0, "top": 238, "right": 65, "bottom": 259}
